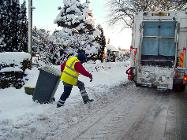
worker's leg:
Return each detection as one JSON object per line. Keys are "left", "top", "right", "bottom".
{"left": 77, "top": 80, "right": 94, "bottom": 104}
{"left": 57, "top": 82, "right": 73, "bottom": 108}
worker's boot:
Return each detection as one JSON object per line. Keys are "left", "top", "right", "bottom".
{"left": 57, "top": 99, "right": 65, "bottom": 108}
{"left": 84, "top": 98, "right": 94, "bottom": 104}
{"left": 81, "top": 91, "right": 94, "bottom": 104}
{"left": 78, "top": 81, "right": 94, "bottom": 104}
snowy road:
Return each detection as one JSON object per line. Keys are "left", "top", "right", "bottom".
{"left": 54, "top": 83, "right": 187, "bottom": 140}
{"left": 1, "top": 82, "right": 187, "bottom": 140}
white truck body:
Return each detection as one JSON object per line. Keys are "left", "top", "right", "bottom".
{"left": 130, "top": 11, "right": 187, "bottom": 90}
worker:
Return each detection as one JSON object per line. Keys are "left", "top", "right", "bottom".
{"left": 57, "top": 51, "right": 94, "bottom": 108}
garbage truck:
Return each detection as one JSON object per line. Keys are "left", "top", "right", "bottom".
{"left": 126, "top": 11, "right": 187, "bottom": 91}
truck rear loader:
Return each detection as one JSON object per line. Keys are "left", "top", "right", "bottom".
{"left": 127, "top": 11, "right": 187, "bottom": 91}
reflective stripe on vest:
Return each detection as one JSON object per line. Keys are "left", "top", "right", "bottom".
{"left": 61, "top": 57, "right": 79, "bottom": 85}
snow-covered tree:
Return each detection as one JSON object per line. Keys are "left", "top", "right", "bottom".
{"left": 96, "top": 24, "right": 106, "bottom": 62}
{"left": 32, "top": 28, "right": 50, "bottom": 62}
{"left": 0, "top": 0, "right": 28, "bottom": 52}
{"left": 18, "top": 1, "right": 28, "bottom": 52}
{"left": 50, "top": 30, "right": 74, "bottom": 63}
{"left": 32, "top": 27, "right": 61, "bottom": 65}
{"left": 54, "top": 0, "right": 103, "bottom": 61}
{"left": 0, "top": 0, "right": 10, "bottom": 52}
{"left": 30, "top": 0, "right": 107, "bottom": 65}
{"left": 107, "top": 0, "right": 187, "bottom": 28}
{"left": 6, "top": 0, "right": 20, "bottom": 51}
{"left": 0, "top": 2, "right": 5, "bottom": 52}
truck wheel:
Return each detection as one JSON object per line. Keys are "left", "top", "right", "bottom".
{"left": 173, "top": 84, "right": 186, "bottom": 92}
{"left": 180, "top": 85, "right": 186, "bottom": 92}
{"left": 135, "top": 82, "right": 141, "bottom": 87}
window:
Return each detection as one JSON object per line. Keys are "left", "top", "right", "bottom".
{"left": 141, "top": 21, "right": 176, "bottom": 67}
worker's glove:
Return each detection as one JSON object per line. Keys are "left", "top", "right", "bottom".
{"left": 90, "top": 77, "right": 93, "bottom": 82}
{"left": 89, "top": 74, "right": 93, "bottom": 82}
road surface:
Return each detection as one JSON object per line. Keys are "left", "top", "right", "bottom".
{"left": 57, "top": 83, "right": 187, "bottom": 140}
{"left": 2, "top": 83, "right": 187, "bottom": 140}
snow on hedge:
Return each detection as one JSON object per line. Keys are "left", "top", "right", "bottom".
{"left": 0, "top": 52, "right": 31, "bottom": 66}
{"left": 0, "top": 67, "right": 23, "bottom": 73}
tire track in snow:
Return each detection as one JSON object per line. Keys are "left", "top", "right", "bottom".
{"left": 1, "top": 83, "right": 180, "bottom": 140}
{"left": 55, "top": 84, "right": 164, "bottom": 140}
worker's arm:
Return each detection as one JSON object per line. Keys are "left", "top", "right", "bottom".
{"left": 60, "top": 61, "right": 66, "bottom": 72}
{"left": 74, "top": 62, "right": 92, "bottom": 78}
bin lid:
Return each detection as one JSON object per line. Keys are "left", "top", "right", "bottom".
{"left": 39, "top": 66, "right": 61, "bottom": 76}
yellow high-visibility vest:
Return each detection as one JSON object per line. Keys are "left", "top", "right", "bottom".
{"left": 61, "top": 57, "right": 80, "bottom": 85}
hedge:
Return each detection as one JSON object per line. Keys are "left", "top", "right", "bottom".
{"left": 0, "top": 52, "right": 31, "bottom": 89}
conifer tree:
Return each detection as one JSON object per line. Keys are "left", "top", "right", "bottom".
{"left": 96, "top": 24, "right": 106, "bottom": 62}
{"left": 7, "top": 0, "right": 20, "bottom": 51}
{"left": 0, "top": 0, "right": 10, "bottom": 52}
{"left": 0, "top": 0, "right": 28, "bottom": 52}
{"left": 18, "top": 1, "right": 28, "bottom": 52}
{"left": 0, "top": 3, "right": 3, "bottom": 52}
{"left": 54, "top": 0, "right": 102, "bottom": 61}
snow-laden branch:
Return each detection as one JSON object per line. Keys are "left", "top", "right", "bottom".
{"left": 107, "top": 0, "right": 187, "bottom": 29}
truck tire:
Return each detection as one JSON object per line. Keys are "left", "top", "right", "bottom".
{"left": 173, "top": 84, "right": 186, "bottom": 92}
{"left": 135, "top": 82, "right": 141, "bottom": 87}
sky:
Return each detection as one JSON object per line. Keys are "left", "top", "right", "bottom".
{"left": 20, "top": 0, "right": 132, "bottom": 49}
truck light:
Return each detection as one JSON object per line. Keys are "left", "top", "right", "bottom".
{"left": 183, "top": 48, "right": 186, "bottom": 52}
{"left": 130, "top": 46, "right": 133, "bottom": 51}
{"left": 183, "top": 75, "right": 187, "bottom": 81}
{"left": 126, "top": 67, "right": 134, "bottom": 81}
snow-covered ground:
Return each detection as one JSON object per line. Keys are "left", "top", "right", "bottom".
{"left": 0, "top": 61, "right": 129, "bottom": 140}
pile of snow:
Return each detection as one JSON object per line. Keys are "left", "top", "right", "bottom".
{"left": 0, "top": 61, "right": 130, "bottom": 139}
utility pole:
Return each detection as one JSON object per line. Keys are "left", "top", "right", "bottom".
{"left": 28, "top": 0, "right": 33, "bottom": 55}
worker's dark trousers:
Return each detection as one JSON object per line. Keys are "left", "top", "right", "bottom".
{"left": 59, "top": 80, "right": 89, "bottom": 104}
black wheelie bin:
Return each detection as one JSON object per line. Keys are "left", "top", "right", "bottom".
{"left": 32, "top": 66, "right": 61, "bottom": 104}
